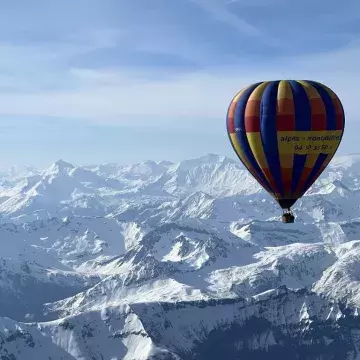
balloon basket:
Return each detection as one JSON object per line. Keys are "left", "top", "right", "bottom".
{"left": 282, "top": 210, "right": 295, "bottom": 224}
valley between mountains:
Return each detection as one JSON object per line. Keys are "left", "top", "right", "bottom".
{"left": 1, "top": 154, "right": 360, "bottom": 359}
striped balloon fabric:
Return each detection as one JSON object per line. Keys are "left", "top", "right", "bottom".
{"left": 226, "top": 80, "right": 345, "bottom": 210}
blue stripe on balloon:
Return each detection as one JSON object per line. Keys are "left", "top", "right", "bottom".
{"left": 307, "top": 80, "right": 336, "bottom": 130}
{"left": 233, "top": 82, "right": 275, "bottom": 193}
{"left": 289, "top": 80, "right": 312, "bottom": 131}
{"left": 225, "top": 88, "right": 261, "bottom": 187}
{"left": 288, "top": 80, "right": 312, "bottom": 196}
{"left": 301, "top": 153, "right": 328, "bottom": 194}
{"left": 259, "top": 80, "right": 284, "bottom": 196}
{"left": 291, "top": 155, "right": 307, "bottom": 195}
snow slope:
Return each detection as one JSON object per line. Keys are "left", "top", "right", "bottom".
{"left": 2, "top": 153, "right": 360, "bottom": 359}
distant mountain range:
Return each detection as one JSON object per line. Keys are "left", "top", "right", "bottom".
{"left": 1, "top": 154, "right": 360, "bottom": 359}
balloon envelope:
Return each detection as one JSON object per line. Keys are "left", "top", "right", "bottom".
{"left": 226, "top": 80, "right": 345, "bottom": 209}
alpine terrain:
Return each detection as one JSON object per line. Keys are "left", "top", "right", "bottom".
{"left": 2, "top": 153, "right": 360, "bottom": 359}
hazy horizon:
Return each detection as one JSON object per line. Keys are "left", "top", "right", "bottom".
{"left": 4, "top": 150, "right": 360, "bottom": 174}
{"left": 0, "top": 0, "right": 358, "bottom": 167}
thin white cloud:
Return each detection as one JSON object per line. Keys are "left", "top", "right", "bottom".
{"left": 190, "top": 0, "right": 281, "bottom": 47}
{"left": 0, "top": 28, "right": 123, "bottom": 92}
{"left": 67, "top": 28, "right": 124, "bottom": 49}
{"left": 0, "top": 44, "right": 357, "bottom": 128}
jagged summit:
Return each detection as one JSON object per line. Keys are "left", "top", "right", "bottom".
{"left": 0, "top": 153, "right": 359, "bottom": 359}
{"left": 41, "top": 159, "right": 75, "bottom": 178}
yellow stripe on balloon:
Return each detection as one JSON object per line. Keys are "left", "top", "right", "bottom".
{"left": 296, "top": 80, "right": 321, "bottom": 99}
{"left": 229, "top": 133, "right": 252, "bottom": 170}
{"left": 245, "top": 82, "right": 270, "bottom": 169}
{"left": 277, "top": 80, "right": 293, "bottom": 100}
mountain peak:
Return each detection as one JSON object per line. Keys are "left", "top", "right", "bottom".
{"left": 42, "top": 159, "right": 75, "bottom": 178}
{"left": 193, "top": 153, "right": 231, "bottom": 164}
{"left": 54, "top": 159, "right": 75, "bottom": 169}
{"left": 0, "top": 153, "right": 360, "bottom": 359}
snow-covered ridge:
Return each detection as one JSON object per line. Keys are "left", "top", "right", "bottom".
{"left": 1, "top": 153, "right": 360, "bottom": 359}
{"left": 130, "top": 287, "right": 360, "bottom": 359}
{"left": 1, "top": 287, "right": 359, "bottom": 360}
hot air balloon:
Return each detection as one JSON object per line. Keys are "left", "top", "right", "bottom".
{"left": 226, "top": 80, "right": 345, "bottom": 223}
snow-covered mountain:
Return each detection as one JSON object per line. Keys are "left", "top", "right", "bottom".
{"left": 3, "top": 153, "right": 360, "bottom": 359}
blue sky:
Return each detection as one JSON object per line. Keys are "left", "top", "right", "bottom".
{"left": 0, "top": 0, "right": 359, "bottom": 168}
